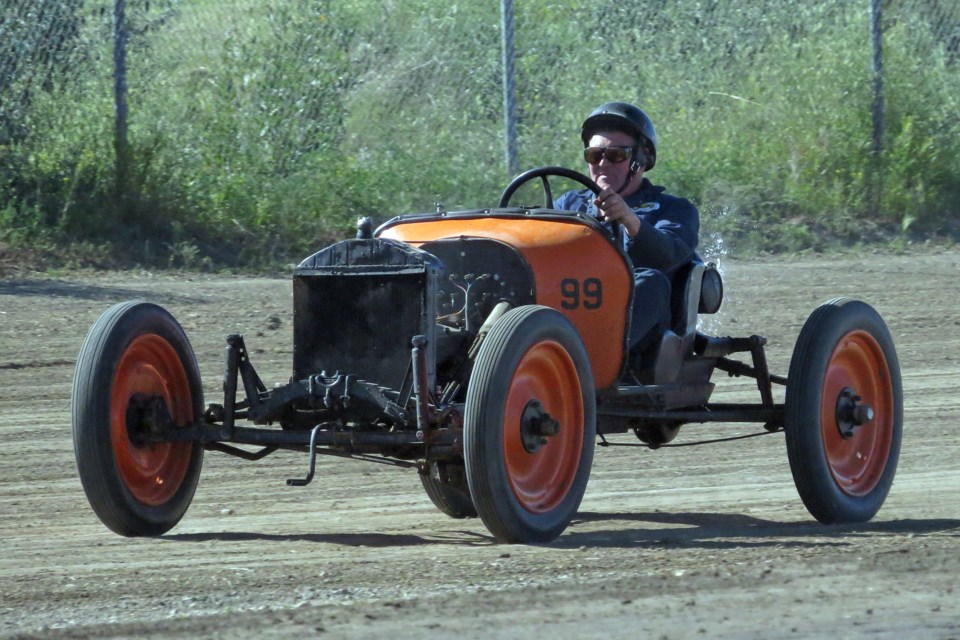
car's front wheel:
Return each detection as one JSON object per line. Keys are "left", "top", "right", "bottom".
{"left": 463, "top": 305, "right": 595, "bottom": 543}
{"left": 73, "top": 302, "right": 205, "bottom": 536}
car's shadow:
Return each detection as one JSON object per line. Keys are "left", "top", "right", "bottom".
{"left": 165, "top": 529, "right": 492, "bottom": 547}
{"left": 165, "top": 512, "right": 960, "bottom": 549}
{"left": 554, "top": 511, "right": 960, "bottom": 549}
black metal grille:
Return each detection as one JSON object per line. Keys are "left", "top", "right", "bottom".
{"left": 293, "top": 239, "right": 440, "bottom": 392}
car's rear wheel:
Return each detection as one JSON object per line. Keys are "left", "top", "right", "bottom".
{"left": 73, "top": 302, "right": 204, "bottom": 536}
{"left": 464, "top": 306, "right": 595, "bottom": 543}
{"left": 785, "top": 297, "right": 902, "bottom": 524}
{"left": 420, "top": 461, "right": 477, "bottom": 519}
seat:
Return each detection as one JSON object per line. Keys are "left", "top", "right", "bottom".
{"left": 645, "top": 260, "right": 723, "bottom": 384}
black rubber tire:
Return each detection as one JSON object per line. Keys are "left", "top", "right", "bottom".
{"left": 72, "top": 301, "right": 204, "bottom": 536}
{"left": 419, "top": 461, "right": 477, "bottom": 519}
{"left": 464, "top": 305, "right": 595, "bottom": 543}
{"left": 785, "top": 297, "right": 902, "bottom": 524}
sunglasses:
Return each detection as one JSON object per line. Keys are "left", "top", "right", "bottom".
{"left": 583, "top": 146, "right": 633, "bottom": 164}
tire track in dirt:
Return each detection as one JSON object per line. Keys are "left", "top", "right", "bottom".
{"left": 2, "top": 253, "right": 959, "bottom": 638}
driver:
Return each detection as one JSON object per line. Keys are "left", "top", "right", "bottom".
{"left": 554, "top": 101, "right": 699, "bottom": 370}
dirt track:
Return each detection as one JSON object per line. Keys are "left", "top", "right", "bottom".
{"left": 2, "top": 251, "right": 959, "bottom": 639}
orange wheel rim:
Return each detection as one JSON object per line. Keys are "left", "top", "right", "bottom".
{"left": 502, "top": 340, "right": 584, "bottom": 514}
{"left": 110, "top": 334, "right": 193, "bottom": 506}
{"left": 820, "top": 330, "right": 894, "bottom": 497}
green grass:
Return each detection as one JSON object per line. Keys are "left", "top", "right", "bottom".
{"left": 2, "top": 0, "right": 958, "bottom": 269}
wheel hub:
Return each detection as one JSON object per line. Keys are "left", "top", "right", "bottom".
{"left": 125, "top": 393, "right": 174, "bottom": 445}
{"left": 835, "top": 386, "right": 874, "bottom": 439}
{"left": 519, "top": 399, "right": 561, "bottom": 453}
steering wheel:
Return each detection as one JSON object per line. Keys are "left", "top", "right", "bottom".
{"left": 498, "top": 166, "right": 600, "bottom": 208}
{"left": 498, "top": 166, "right": 623, "bottom": 245}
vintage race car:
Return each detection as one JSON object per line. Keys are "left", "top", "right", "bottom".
{"left": 72, "top": 167, "right": 903, "bottom": 544}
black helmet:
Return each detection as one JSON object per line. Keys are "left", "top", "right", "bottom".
{"left": 580, "top": 101, "right": 658, "bottom": 170}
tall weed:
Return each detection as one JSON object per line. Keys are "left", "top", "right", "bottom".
{"left": 1, "top": 0, "right": 957, "bottom": 266}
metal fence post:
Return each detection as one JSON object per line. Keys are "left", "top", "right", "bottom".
{"left": 870, "top": 0, "right": 884, "bottom": 216}
{"left": 500, "top": 0, "right": 519, "bottom": 179}
{"left": 113, "top": 0, "right": 130, "bottom": 213}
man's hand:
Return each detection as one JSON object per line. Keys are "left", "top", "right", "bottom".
{"left": 594, "top": 188, "right": 641, "bottom": 237}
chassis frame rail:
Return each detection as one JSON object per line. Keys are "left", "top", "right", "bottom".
{"left": 132, "top": 327, "right": 792, "bottom": 481}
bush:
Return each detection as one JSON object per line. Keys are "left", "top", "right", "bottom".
{"left": 1, "top": 0, "right": 958, "bottom": 267}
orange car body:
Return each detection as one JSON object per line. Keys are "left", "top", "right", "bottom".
{"left": 379, "top": 212, "right": 633, "bottom": 389}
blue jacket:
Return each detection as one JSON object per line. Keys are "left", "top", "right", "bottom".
{"left": 554, "top": 178, "right": 699, "bottom": 276}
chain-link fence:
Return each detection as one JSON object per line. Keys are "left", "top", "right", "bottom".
{"left": 2, "top": 0, "right": 959, "bottom": 260}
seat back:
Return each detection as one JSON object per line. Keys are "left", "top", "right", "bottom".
{"left": 648, "top": 260, "right": 723, "bottom": 384}
{"left": 670, "top": 261, "right": 706, "bottom": 339}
